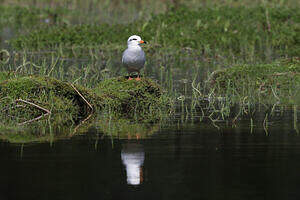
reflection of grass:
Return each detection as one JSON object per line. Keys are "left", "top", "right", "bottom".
{"left": 0, "top": 132, "right": 51, "bottom": 143}
{"left": 97, "top": 115, "right": 160, "bottom": 139}
{"left": 0, "top": 121, "right": 83, "bottom": 143}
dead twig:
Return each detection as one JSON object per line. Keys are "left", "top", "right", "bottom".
{"left": 15, "top": 99, "right": 51, "bottom": 125}
{"left": 70, "top": 83, "right": 93, "bottom": 111}
{"left": 16, "top": 99, "right": 51, "bottom": 114}
{"left": 18, "top": 113, "right": 50, "bottom": 125}
{"left": 271, "top": 72, "right": 300, "bottom": 76}
{"left": 71, "top": 112, "right": 93, "bottom": 135}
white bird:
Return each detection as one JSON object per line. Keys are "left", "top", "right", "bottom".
{"left": 122, "top": 35, "right": 146, "bottom": 81}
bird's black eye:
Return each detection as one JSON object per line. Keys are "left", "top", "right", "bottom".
{"left": 132, "top": 38, "right": 137, "bottom": 40}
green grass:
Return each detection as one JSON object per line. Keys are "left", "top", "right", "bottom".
{"left": 10, "top": 6, "right": 300, "bottom": 59}
{"left": 209, "top": 58, "right": 300, "bottom": 104}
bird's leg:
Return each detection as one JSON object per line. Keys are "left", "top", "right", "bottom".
{"left": 127, "top": 72, "right": 133, "bottom": 80}
{"left": 135, "top": 72, "right": 141, "bottom": 81}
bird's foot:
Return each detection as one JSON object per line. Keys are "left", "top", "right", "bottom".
{"left": 135, "top": 77, "right": 141, "bottom": 81}
{"left": 128, "top": 77, "right": 133, "bottom": 80}
{"left": 136, "top": 134, "right": 141, "bottom": 140}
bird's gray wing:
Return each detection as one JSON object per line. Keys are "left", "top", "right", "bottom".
{"left": 122, "top": 48, "right": 131, "bottom": 66}
{"left": 122, "top": 48, "right": 146, "bottom": 71}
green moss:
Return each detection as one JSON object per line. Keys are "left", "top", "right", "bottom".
{"left": 95, "top": 77, "right": 172, "bottom": 122}
{"left": 0, "top": 74, "right": 171, "bottom": 143}
{"left": 0, "top": 74, "right": 171, "bottom": 137}
{"left": 0, "top": 75, "right": 100, "bottom": 129}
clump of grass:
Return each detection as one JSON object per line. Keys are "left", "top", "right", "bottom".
{"left": 0, "top": 73, "right": 171, "bottom": 132}
{"left": 209, "top": 58, "right": 300, "bottom": 105}
{"left": 95, "top": 77, "right": 173, "bottom": 122}
{"left": 0, "top": 73, "right": 102, "bottom": 125}
{"left": 0, "top": 73, "right": 172, "bottom": 143}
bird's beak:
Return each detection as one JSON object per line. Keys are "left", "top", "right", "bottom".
{"left": 139, "top": 40, "right": 147, "bottom": 44}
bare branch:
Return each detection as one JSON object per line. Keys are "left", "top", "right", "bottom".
{"left": 70, "top": 83, "right": 93, "bottom": 111}
{"left": 16, "top": 99, "right": 51, "bottom": 114}
{"left": 18, "top": 113, "right": 50, "bottom": 125}
{"left": 72, "top": 113, "right": 93, "bottom": 135}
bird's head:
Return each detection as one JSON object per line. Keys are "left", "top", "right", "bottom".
{"left": 127, "top": 35, "right": 146, "bottom": 46}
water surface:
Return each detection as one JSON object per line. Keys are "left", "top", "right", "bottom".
{"left": 0, "top": 118, "right": 300, "bottom": 200}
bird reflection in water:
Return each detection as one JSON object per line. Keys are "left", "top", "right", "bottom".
{"left": 121, "top": 141, "right": 145, "bottom": 185}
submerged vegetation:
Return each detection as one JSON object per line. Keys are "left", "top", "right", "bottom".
{"left": 0, "top": 0, "right": 299, "bottom": 142}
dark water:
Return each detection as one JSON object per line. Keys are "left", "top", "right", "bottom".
{"left": 0, "top": 119, "right": 300, "bottom": 200}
